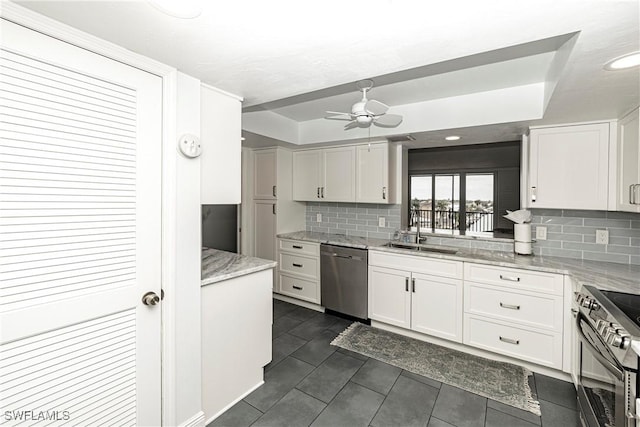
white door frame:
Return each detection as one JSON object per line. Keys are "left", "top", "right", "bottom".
{"left": 0, "top": 3, "right": 182, "bottom": 425}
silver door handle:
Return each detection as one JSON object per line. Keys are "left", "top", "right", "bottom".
{"left": 142, "top": 291, "right": 160, "bottom": 306}
{"left": 382, "top": 187, "right": 386, "bottom": 200}
{"left": 321, "top": 187, "right": 324, "bottom": 198}
{"left": 273, "top": 185, "right": 277, "bottom": 197}
{"left": 331, "top": 253, "right": 353, "bottom": 259}
{"left": 411, "top": 278, "right": 415, "bottom": 293}
{"left": 317, "top": 187, "right": 320, "bottom": 198}
{"left": 499, "top": 336, "right": 519, "bottom": 345}
{"left": 531, "top": 186, "right": 537, "bottom": 203}
{"left": 499, "top": 275, "right": 520, "bottom": 282}
{"left": 500, "top": 302, "right": 520, "bottom": 310}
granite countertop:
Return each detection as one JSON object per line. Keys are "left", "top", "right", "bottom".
{"left": 277, "top": 231, "right": 640, "bottom": 294}
{"left": 201, "top": 248, "right": 277, "bottom": 286}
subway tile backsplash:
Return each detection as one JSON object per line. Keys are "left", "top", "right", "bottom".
{"left": 531, "top": 209, "right": 640, "bottom": 266}
{"left": 305, "top": 202, "right": 401, "bottom": 240}
{"left": 305, "top": 204, "right": 640, "bottom": 265}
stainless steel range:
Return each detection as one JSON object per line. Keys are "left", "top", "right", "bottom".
{"left": 575, "top": 285, "right": 640, "bottom": 427}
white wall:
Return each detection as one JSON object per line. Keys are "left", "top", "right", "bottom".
{"left": 173, "top": 73, "right": 204, "bottom": 426}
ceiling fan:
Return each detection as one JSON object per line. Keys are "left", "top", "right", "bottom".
{"left": 325, "top": 80, "right": 403, "bottom": 130}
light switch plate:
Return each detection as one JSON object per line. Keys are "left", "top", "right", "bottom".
{"left": 595, "top": 229, "right": 609, "bottom": 245}
{"left": 536, "top": 226, "right": 547, "bottom": 240}
{"left": 316, "top": 213, "right": 322, "bottom": 223}
{"left": 378, "top": 217, "right": 385, "bottom": 227}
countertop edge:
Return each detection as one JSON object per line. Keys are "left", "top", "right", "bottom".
{"left": 202, "top": 261, "right": 276, "bottom": 286}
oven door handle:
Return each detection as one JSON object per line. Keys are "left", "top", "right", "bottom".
{"left": 576, "top": 312, "right": 625, "bottom": 382}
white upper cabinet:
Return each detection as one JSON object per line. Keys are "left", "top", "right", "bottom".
{"left": 356, "top": 143, "right": 395, "bottom": 203}
{"left": 322, "top": 146, "right": 356, "bottom": 201}
{"left": 292, "top": 146, "right": 355, "bottom": 202}
{"left": 292, "top": 150, "right": 322, "bottom": 201}
{"left": 528, "top": 123, "right": 610, "bottom": 210}
{"left": 200, "top": 85, "right": 242, "bottom": 204}
{"left": 617, "top": 108, "right": 640, "bottom": 212}
{"left": 253, "top": 149, "right": 278, "bottom": 199}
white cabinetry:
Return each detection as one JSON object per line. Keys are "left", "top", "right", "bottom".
{"left": 356, "top": 143, "right": 396, "bottom": 203}
{"left": 617, "top": 108, "right": 640, "bottom": 212}
{"left": 368, "top": 251, "right": 463, "bottom": 343}
{"left": 249, "top": 148, "right": 305, "bottom": 261}
{"left": 463, "top": 263, "right": 564, "bottom": 369}
{"left": 276, "top": 239, "right": 321, "bottom": 303}
{"left": 528, "top": 123, "right": 610, "bottom": 210}
{"left": 200, "top": 85, "right": 242, "bottom": 204}
{"left": 292, "top": 146, "right": 355, "bottom": 201}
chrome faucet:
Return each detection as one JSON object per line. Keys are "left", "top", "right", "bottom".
{"left": 414, "top": 207, "right": 424, "bottom": 244}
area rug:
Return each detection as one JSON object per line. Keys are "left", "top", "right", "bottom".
{"left": 331, "top": 322, "right": 541, "bottom": 416}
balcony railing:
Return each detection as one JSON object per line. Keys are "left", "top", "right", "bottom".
{"left": 410, "top": 209, "right": 494, "bottom": 232}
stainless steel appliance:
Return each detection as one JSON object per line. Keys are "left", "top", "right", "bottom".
{"left": 320, "top": 244, "right": 368, "bottom": 320}
{"left": 575, "top": 286, "right": 639, "bottom": 427}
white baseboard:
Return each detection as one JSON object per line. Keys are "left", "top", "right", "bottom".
{"left": 273, "top": 293, "right": 324, "bottom": 312}
{"left": 205, "top": 380, "right": 264, "bottom": 426}
{"left": 371, "top": 320, "right": 571, "bottom": 382}
{"left": 180, "top": 411, "right": 206, "bottom": 427}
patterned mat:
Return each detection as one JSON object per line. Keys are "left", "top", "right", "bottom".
{"left": 331, "top": 322, "right": 541, "bottom": 415}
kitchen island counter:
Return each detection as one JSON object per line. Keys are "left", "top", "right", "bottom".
{"left": 201, "top": 248, "right": 276, "bottom": 286}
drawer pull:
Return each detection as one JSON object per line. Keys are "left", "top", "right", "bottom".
{"left": 499, "top": 336, "right": 520, "bottom": 345}
{"left": 292, "top": 285, "right": 303, "bottom": 290}
{"left": 292, "top": 263, "right": 303, "bottom": 268}
{"left": 499, "top": 302, "right": 521, "bottom": 310}
{"left": 292, "top": 245, "right": 303, "bottom": 249}
{"left": 499, "top": 275, "right": 520, "bottom": 282}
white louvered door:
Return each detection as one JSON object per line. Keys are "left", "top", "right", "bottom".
{"left": 0, "top": 20, "right": 162, "bottom": 426}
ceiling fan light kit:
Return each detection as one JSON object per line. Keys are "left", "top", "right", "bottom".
{"left": 325, "top": 80, "right": 403, "bottom": 130}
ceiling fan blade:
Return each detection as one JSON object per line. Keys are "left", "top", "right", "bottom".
{"left": 374, "top": 114, "right": 403, "bottom": 128}
{"left": 364, "top": 99, "right": 389, "bottom": 116}
{"left": 344, "top": 121, "right": 359, "bottom": 130}
{"left": 325, "top": 111, "right": 353, "bottom": 117}
{"left": 325, "top": 115, "right": 353, "bottom": 121}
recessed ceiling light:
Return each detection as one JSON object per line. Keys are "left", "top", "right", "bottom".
{"left": 148, "top": 0, "right": 202, "bottom": 19}
{"left": 445, "top": 135, "right": 461, "bottom": 141}
{"left": 604, "top": 51, "right": 640, "bottom": 71}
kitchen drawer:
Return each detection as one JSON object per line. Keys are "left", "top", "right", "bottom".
{"left": 463, "top": 263, "right": 563, "bottom": 295}
{"left": 279, "top": 253, "right": 319, "bottom": 279}
{"left": 464, "top": 282, "right": 563, "bottom": 331}
{"left": 368, "top": 251, "right": 462, "bottom": 279}
{"left": 464, "top": 315, "right": 563, "bottom": 368}
{"left": 279, "top": 274, "right": 318, "bottom": 303}
{"left": 279, "top": 239, "right": 320, "bottom": 256}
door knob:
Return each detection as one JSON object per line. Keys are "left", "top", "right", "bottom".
{"left": 142, "top": 291, "right": 160, "bottom": 306}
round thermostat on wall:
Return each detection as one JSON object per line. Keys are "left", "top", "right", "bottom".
{"left": 178, "top": 134, "right": 202, "bottom": 158}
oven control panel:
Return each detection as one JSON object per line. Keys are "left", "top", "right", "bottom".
{"left": 576, "top": 292, "right": 632, "bottom": 350}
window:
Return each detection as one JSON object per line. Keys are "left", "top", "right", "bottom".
{"left": 407, "top": 142, "right": 520, "bottom": 238}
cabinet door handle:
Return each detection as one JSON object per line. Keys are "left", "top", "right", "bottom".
{"left": 411, "top": 278, "right": 415, "bottom": 293}
{"left": 321, "top": 187, "right": 324, "bottom": 198}
{"left": 499, "top": 274, "right": 520, "bottom": 282}
{"left": 499, "top": 336, "right": 520, "bottom": 345}
{"left": 317, "top": 187, "right": 320, "bottom": 198}
{"left": 405, "top": 277, "right": 409, "bottom": 292}
{"left": 382, "top": 187, "right": 386, "bottom": 200}
{"left": 292, "top": 263, "right": 303, "bottom": 268}
{"left": 531, "top": 186, "right": 537, "bottom": 203}
{"left": 272, "top": 204, "right": 276, "bottom": 215}
{"left": 571, "top": 308, "right": 578, "bottom": 318}
{"left": 631, "top": 184, "right": 640, "bottom": 205}
{"left": 292, "top": 245, "right": 303, "bottom": 249}
{"left": 500, "top": 302, "right": 520, "bottom": 310}
{"left": 292, "top": 285, "right": 303, "bottom": 290}
{"left": 273, "top": 185, "right": 277, "bottom": 197}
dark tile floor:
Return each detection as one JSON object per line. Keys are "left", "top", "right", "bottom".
{"left": 209, "top": 299, "right": 581, "bottom": 427}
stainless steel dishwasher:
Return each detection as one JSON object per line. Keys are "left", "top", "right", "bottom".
{"left": 320, "top": 244, "right": 368, "bottom": 320}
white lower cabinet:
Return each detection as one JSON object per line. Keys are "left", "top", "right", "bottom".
{"left": 463, "top": 262, "right": 565, "bottom": 369}
{"left": 368, "top": 252, "right": 463, "bottom": 343}
{"left": 276, "top": 239, "right": 321, "bottom": 304}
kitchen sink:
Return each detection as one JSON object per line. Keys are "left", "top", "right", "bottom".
{"left": 382, "top": 242, "right": 459, "bottom": 254}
